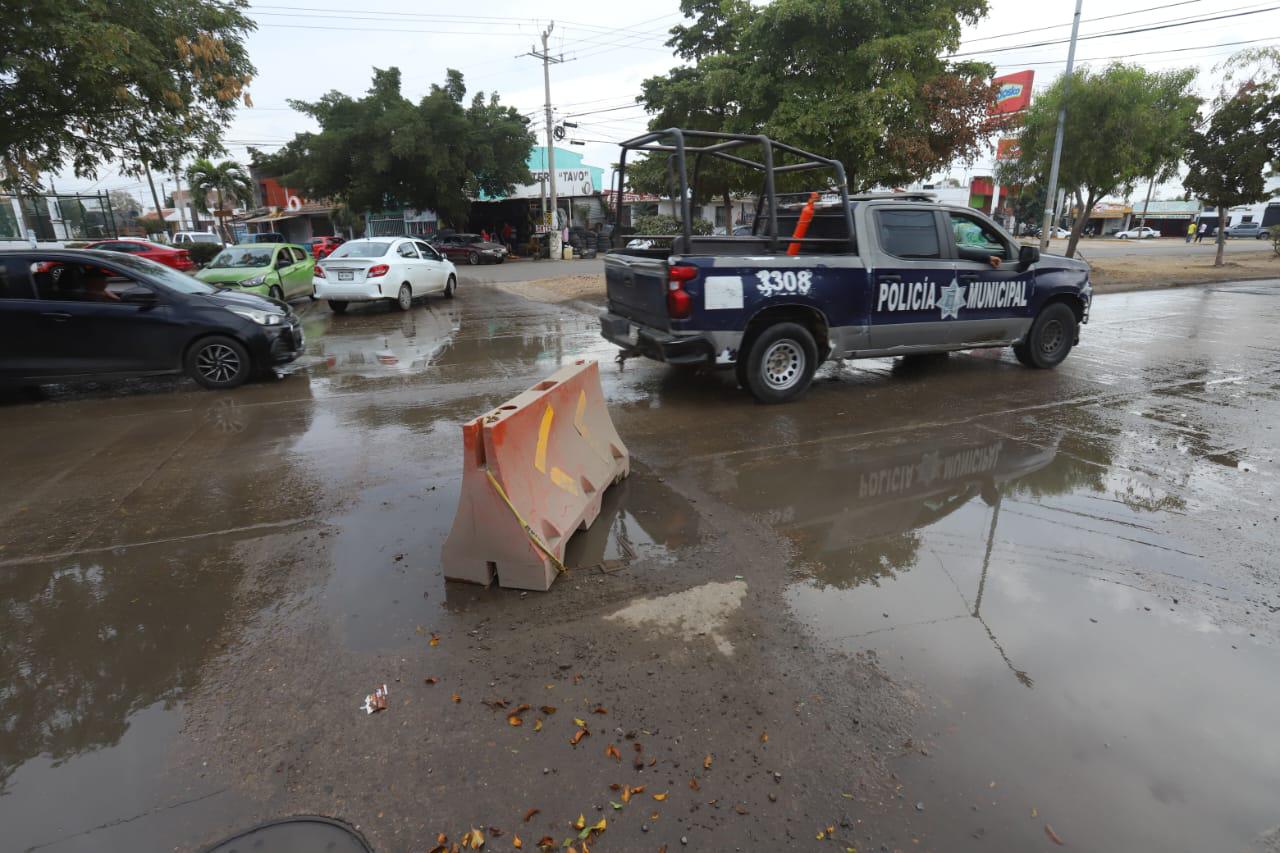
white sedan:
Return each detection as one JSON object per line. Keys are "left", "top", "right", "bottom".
{"left": 314, "top": 237, "right": 458, "bottom": 314}
{"left": 1115, "top": 226, "right": 1161, "bottom": 239}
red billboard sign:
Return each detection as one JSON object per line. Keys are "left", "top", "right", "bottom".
{"left": 991, "top": 70, "right": 1034, "bottom": 115}
{"left": 996, "top": 137, "right": 1021, "bottom": 161}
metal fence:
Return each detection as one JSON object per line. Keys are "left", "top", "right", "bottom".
{"left": 1, "top": 193, "right": 120, "bottom": 242}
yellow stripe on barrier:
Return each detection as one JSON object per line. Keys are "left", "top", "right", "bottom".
{"left": 574, "top": 390, "right": 589, "bottom": 437}
{"left": 550, "top": 466, "right": 579, "bottom": 495}
{"left": 534, "top": 404, "right": 554, "bottom": 473}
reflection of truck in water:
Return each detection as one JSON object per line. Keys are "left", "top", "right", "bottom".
{"left": 708, "top": 423, "right": 1062, "bottom": 586}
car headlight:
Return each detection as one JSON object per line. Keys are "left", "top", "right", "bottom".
{"left": 228, "top": 307, "right": 283, "bottom": 326}
{"left": 241, "top": 274, "right": 267, "bottom": 287}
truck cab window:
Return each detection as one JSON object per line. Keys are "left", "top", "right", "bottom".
{"left": 877, "top": 210, "right": 941, "bottom": 259}
{"left": 949, "top": 212, "right": 1013, "bottom": 263}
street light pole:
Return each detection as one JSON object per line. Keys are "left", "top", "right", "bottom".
{"left": 523, "top": 24, "right": 566, "bottom": 257}
{"left": 1040, "top": 0, "right": 1084, "bottom": 252}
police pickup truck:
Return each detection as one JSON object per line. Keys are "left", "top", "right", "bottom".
{"left": 601, "top": 130, "right": 1091, "bottom": 403}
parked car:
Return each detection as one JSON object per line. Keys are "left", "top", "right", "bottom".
{"left": 434, "top": 233, "right": 507, "bottom": 265}
{"left": 172, "top": 231, "right": 224, "bottom": 247}
{"left": 82, "top": 238, "right": 195, "bottom": 271}
{"left": 1224, "top": 221, "right": 1269, "bottom": 239}
{"left": 314, "top": 237, "right": 457, "bottom": 313}
{"left": 0, "top": 249, "right": 304, "bottom": 390}
{"left": 243, "top": 232, "right": 286, "bottom": 244}
{"left": 308, "top": 235, "right": 345, "bottom": 259}
{"left": 1115, "top": 226, "right": 1161, "bottom": 239}
{"left": 195, "top": 244, "right": 316, "bottom": 301}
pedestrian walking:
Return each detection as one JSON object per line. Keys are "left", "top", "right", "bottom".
{"left": 1186, "top": 222, "right": 1195, "bottom": 243}
{"left": 1196, "top": 221, "right": 1207, "bottom": 243}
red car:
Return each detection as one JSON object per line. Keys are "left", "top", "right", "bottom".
{"left": 84, "top": 239, "right": 195, "bottom": 271}
{"left": 309, "top": 235, "right": 345, "bottom": 260}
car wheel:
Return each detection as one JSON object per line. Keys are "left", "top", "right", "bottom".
{"left": 396, "top": 283, "right": 412, "bottom": 311}
{"left": 187, "top": 335, "right": 251, "bottom": 390}
{"left": 329, "top": 300, "right": 348, "bottom": 315}
{"left": 741, "top": 322, "right": 818, "bottom": 404}
{"left": 1013, "top": 302, "right": 1076, "bottom": 369}
{"left": 445, "top": 275, "right": 457, "bottom": 299}
{"left": 468, "top": 251, "right": 479, "bottom": 265}
{"left": 269, "top": 285, "right": 284, "bottom": 302}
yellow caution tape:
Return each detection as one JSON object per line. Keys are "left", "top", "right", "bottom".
{"left": 484, "top": 469, "right": 567, "bottom": 575}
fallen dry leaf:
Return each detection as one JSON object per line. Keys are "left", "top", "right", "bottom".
{"left": 650, "top": 812, "right": 659, "bottom": 821}
{"left": 508, "top": 715, "right": 523, "bottom": 727}
{"left": 735, "top": 804, "right": 749, "bottom": 815}
{"left": 464, "top": 827, "right": 485, "bottom": 848}
{"left": 609, "top": 783, "right": 622, "bottom": 792}
{"left": 760, "top": 731, "right": 768, "bottom": 744}
{"left": 633, "top": 742, "right": 642, "bottom": 753}
{"left": 514, "top": 703, "right": 531, "bottom": 714}
{"left": 534, "top": 719, "right": 543, "bottom": 732}
{"left": 704, "top": 754, "right": 713, "bottom": 770}
{"left": 438, "top": 833, "right": 448, "bottom": 845}
{"left": 591, "top": 818, "right": 606, "bottom": 832}
{"left": 523, "top": 808, "right": 540, "bottom": 823}
{"left": 816, "top": 831, "right": 826, "bottom": 840}
{"left": 535, "top": 837, "right": 554, "bottom": 850}
{"left": 425, "top": 677, "right": 439, "bottom": 685}
{"left": 592, "top": 706, "right": 608, "bottom": 715}
{"left": 652, "top": 792, "right": 668, "bottom": 801}
{"left": 484, "top": 698, "right": 511, "bottom": 710}
{"left": 570, "top": 728, "right": 588, "bottom": 746}
{"left": 826, "top": 825, "right": 835, "bottom": 836}
{"left": 689, "top": 777, "right": 700, "bottom": 791}
{"left": 428, "top": 846, "right": 446, "bottom": 853}
{"left": 1044, "top": 825, "right": 1065, "bottom": 846}
{"left": 647, "top": 757, "right": 656, "bottom": 767}
{"left": 574, "top": 814, "right": 586, "bottom": 831}
{"left": 540, "top": 706, "right": 557, "bottom": 715}
{"left": 430, "top": 633, "right": 440, "bottom": 647}
{"left": 1031, "top": 807, "right": 1039, "bottom": 818}
{"left": 513, "top": 836, "right": 522, "bottom": 849}
{"left": 573, "top": 673, "right": 584, "bottom": 684}
{"left": 605, "top": 744, "right": 621, "bottom": 761}
{"left": 451, "top": 693, "right": 462, "bottom": 703}
{"left": 573, "top": 718, "right": 586, "bottom": 727}
{"left": 631, "top": 785, "right": 645, "bottom": 795}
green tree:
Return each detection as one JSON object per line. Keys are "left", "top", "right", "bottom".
{"left": 633, "top": 0, "right": 1000, "bottom": 202}
{"left": 1183, "top": 49, "right": 1280, "bottom": 267}
{"left": 0, "top": 0, "right": 255, "bottom": 194}
{"left": 1000, "top": 64, "right": 1200, "bottom": 257}
{"left": 185, "top": 158, "right": 253, "bottom": 242}
{"left": 263, "top": 68, "right": 533, "bottom": 227}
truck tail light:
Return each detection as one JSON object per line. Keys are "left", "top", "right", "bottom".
{"left": 314, "top": 265, "right": 326, "bottom": 278}
{"left": 667, "top": 264, "right": 696, "bottom": 320}
{"left": 367, "top": 264, "right": 390, "bottom": 278}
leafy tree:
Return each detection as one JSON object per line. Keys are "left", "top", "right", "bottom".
{"left": 1183, "top": 49, "right": 1280, "bottom": 267}
{"left": 0, "top": 0, "right": 255, "bottom": 194}
{"left": 633, "top": 0, "right": 1000, "bottom": 204}
{"left": 1000, "top": 64, "right": 1200, "bottom": 257}
{"left": 263, "top": 68, "right": 533, "bottom": 227}
{"left": 185, "top": 158, "right": 252, "bottom": 241}
{"left": 136, "top": 212, "right": 166, "bottom": 236}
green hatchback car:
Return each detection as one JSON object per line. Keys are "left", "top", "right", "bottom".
{"left": 195, "top": 243, "right": 316, "bottom": 301}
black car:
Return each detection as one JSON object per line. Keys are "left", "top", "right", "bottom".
{"left": 0, "top": 249, "right": 305, "bottom": 391}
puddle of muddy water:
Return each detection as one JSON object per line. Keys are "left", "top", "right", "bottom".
{"left": 682, "top": 409, "right": 1280, "bottom": 852}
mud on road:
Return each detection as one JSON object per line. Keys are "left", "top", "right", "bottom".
{"left": 2, "top": 276, "right": 1280, "bottom": 852}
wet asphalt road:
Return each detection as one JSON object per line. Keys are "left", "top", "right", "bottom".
{"left": 2, "top": 273, "right": 1280, "bottom": 852}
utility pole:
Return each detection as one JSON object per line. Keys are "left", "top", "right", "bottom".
{"left": 143, "top": 163, "right": 165, "bottom": 237}
{"left": 173, "top": 157, "right": 188, "bottom": 231}
{"left": 523, "top": 23, "right": 566, "bottom": 258}
{"left": 1138, "top": 174, "right": 1155, "bottom": 232}
{"left": 1040, "top": 0, "right": 1083, "bottom": 252}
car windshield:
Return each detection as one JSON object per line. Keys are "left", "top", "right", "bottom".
{"left": 190, "top": 234, "right": 220, "bottom": 243}
{"left": 330, "top": 241, "right": 391, "bottom": 258}
{"left": 95, "top": 252, "right": 218, "bottom": 294}
{"left": 208, "top": 248, "right": 273, "bottom": 269}
{"left": 459, "top": 234, "right": 481, "bottom": 244}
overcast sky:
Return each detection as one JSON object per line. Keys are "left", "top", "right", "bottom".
{"left": 61, "top": 0, "right": 1277, "bottom": 209}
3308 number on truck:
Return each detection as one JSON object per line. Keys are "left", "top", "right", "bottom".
{"left": 601, "top": 198, "right": 1091, "bottom": 403}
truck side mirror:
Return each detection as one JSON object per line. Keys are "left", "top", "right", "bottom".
{"left": 1018, "top": 245, "right": 1040, "bottom": 269}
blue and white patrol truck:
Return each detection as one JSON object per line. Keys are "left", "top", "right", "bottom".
{"left": 600, "top": 129, "right": 1091, "bottom": 403}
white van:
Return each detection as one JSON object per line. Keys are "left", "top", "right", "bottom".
{"left": 173, "top": 231, "right": 224, "bottom": 247}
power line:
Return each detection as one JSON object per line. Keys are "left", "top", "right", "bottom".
{"left": 994, "top": 36, "right": 1280, "bottom": 68}
{"left": 566, "top": 102, "right": 646, "bottom": 118}
{"left": 961, "top": 0, "right": 1208, "bottom": 44}
{"left": 248, "top": 4, "right": 679, "bottom": 39}
{"left": 952, "top": 5, "right": 1280, "bottom": 57}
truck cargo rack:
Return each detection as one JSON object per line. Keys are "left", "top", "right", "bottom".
{"left": 611, "top": 129, "right": 857, "bottom": 256}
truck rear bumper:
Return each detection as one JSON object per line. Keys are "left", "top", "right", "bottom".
{"left": 601, "top": 313, "right": 725, "bottom": 365}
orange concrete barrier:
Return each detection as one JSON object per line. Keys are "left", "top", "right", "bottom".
{"left": 442, "top": 359, "right": 630, "bottom": 591}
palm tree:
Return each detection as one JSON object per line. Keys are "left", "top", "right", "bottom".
{"left": 185, "top": 158, "right": 254, "bottom": 242}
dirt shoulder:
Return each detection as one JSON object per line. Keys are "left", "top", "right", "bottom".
{"left": 497, "top": 253, "right": 1280, "bottom": 306}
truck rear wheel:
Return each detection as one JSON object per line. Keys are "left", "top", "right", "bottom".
{"left": 1013, "top": 302, "right": 1076, "bottom": 368}
{"left": 741, "top": 322, "right": 818, "bottom": 404}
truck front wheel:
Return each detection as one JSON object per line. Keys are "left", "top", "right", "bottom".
{"left": 741, "top": 322, "right": 818, "bottom": 403}
{"left": 1013, "top": 302, "right": 1077, "bottom": 368}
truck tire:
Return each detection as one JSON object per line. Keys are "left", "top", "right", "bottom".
{"left": 1013, "top": 302, "right": 1076, "bottom": 369}
{"left": 741, "top": 322, "right": 818, "bottom": 404}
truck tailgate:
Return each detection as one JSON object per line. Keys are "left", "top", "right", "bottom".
{"left": 605, "top": 253, "right": 669, "bottom": 330}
